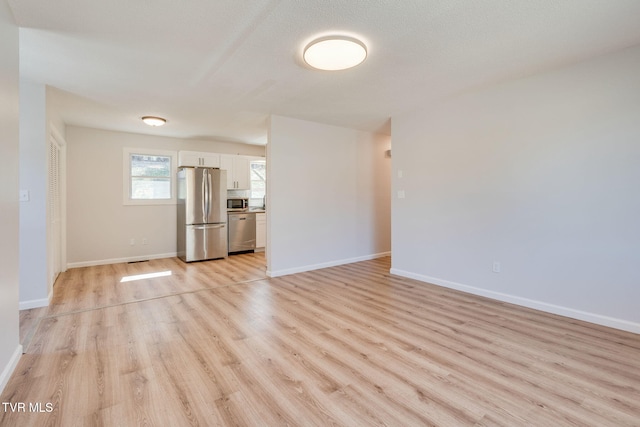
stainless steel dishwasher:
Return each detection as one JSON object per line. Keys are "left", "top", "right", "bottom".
{"left": 227, "top": 212, "right": 256, "bottom": 253}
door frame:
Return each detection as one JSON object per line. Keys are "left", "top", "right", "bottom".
{"left": 48, "top": 124, "right": 67, "bottom": 294}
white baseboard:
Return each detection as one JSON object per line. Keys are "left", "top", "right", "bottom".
{"left": 19, "top": 287, "right": 53, "bottom": 310}
{"left": 390, "top": 268, "right": 640, "bottom": 335}
{"left": 67, "top": 252, "right": 177, "bottom": 269}
{"left": 0, "top": 345, "right": 23, "bottom": 394}
{"left": 19, "top": 298, "right": 48, "bottom": 311}
{"left": 267, "top": 251, "right": 390, "bottom": 278}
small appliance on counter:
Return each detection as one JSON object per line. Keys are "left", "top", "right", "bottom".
{"left": 227, "top": 197, "right": 248, "bottom": 211}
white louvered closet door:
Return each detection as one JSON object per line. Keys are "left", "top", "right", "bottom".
{"left": 48, "top": 137, "right": 62, "bottom": 287}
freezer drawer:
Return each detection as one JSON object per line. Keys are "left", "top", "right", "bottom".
{"left": 180, "top": 223, "right": 228, "bottom": 262}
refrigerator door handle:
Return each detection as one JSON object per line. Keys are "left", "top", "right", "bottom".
{"left": 201, "top": 169, "right": 207, "bottom": 220}
{"left": 204, "top": 169, "right": 209, "bottom": 219}
{"left": 207, "top": 169, "right": 213, "bottom": 220}
{"left": 191, "top": 224, "right": 226, "bottom": 230}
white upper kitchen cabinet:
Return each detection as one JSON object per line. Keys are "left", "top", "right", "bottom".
{"left": 220, "top": 154, "right": 250, "bottom": 189}
{"left": 178, "top": 151, "right": 220, "bottom": 167}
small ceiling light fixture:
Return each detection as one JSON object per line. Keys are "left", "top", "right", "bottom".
{"left": 303, "top": 36, "right": 367, "bottom": 71}
{"left": 141, "top": 116, "right": 166, "bottom": 126}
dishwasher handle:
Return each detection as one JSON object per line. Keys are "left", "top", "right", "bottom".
{"left": 228, "top": 214, "right": 255, "bottom": 221}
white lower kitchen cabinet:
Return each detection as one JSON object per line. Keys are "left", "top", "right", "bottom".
{"left": 256, "top": 213, "right": 266, "bottom": 249}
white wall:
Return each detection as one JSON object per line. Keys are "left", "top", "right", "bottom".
{"left": 391, "top": 46, "right": 640, "bottom": 333}
{"left": 0, "top": 0, "right": 22, "bottom": 392}
{"left": 18, "top": 83, "right": 67, "bottom": 309}
{"left": 19, "top": 81, "right": 48, "bottom": 307}
{"left": 46, "top": 86, "right": 66, "bottom": 137}
{"left": 267, "top": 115, "right": 391, "bottom": 276}
{"left": 66, "top": 126, "right": 265, "bottom": 266}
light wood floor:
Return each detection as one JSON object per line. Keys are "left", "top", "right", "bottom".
{"left": 3, "top": 254, "right": 639, "bottom": 426}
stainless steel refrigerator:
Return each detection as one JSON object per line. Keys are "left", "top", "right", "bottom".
{"left": 177, "top": 167, "right": 227, "bottom": 262}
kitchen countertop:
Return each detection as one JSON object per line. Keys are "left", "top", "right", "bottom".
{"left": 227, "top": 208, "right": 266, "bottom": 214}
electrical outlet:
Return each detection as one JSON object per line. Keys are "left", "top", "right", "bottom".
{"left": 492, "top": 261, "right": 501, "bottom": 273}
{"left": 142, "top": 238, "right": 148, "bottom": 245}
{"left": 397, "top": 190, "right": 406, "bottom": 199}
{"left": 129, "top": 238, "right": 135, "bottom": 246}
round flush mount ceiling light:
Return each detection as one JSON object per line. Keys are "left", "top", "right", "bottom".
{"left": 141, "top": 116, "right": 166, "bottom": 126}
{"left": 303, "top": 36, "right": 367, "bottom": 71}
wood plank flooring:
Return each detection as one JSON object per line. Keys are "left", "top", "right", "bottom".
{"left": 2, "top": 254, "right": 639, "bottom": 426}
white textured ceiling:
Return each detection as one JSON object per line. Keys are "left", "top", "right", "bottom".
{"left": 8, "top": 0, "right": 640, "bottom": 145}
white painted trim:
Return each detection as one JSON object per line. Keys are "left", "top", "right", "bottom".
{"left": 52, "top": 127, "right": 68, "bottom": 274}
{"left": 20, "top": 287, "right": 53, "bottom": 310}
{"left": 67, "top": 252, "right": 177, "bottom": 269}
{"left": 390, "top": 268, "right": 640, "bottom": 335}
{"left": 47, "top": 133, "right": 65, "bottom": 298}
{"left": 122, "top": 147, "right": 178, "bottom": 206}
{"left": 20, "top": 296, "right": 48, "bottom": 311}
{"left": 19, "top": 298, "right": 49, "bottom": 310}
{"left": 49, "top": 122, "right": 65, "bottom": 147}
{"left": 0, "top": 345, "right": 23, "bottom": 394}
{"left": 267, "top": 252, "right": 390, "bottom": 278}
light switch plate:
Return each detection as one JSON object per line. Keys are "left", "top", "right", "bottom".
{"left": 19, "top": 190, "right": 30, "bottom": 202}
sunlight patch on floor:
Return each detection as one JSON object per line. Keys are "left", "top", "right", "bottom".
{"left": 120, "top": 270, "right": 172, "bottom": 283}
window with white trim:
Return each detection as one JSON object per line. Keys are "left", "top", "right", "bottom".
{"left": 123, "top": 148, "right": 177, "bottom": 205}
{"left": 250, "top": 159, "right": 266, "bottom": 201}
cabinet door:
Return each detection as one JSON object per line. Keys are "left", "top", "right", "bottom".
{"left": 179, "top": 151, "right": 220, "bottom": 167}
{"left": 233, "top": 156, "right": 250, "bottom": 189}
{"left": 255, "top": 213, "right": 266, "bottom": 248}
{"left": 220, "top": 155, "right": 250, "bottom": 189}
{"left": 201, "top": 153, "right": 220, "bottom": 168}
{"left": 219, "top": 155, "right": 235, "bottom": 189}
{"left": 178, "top": 151, "right": 201, "bottom": 167}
